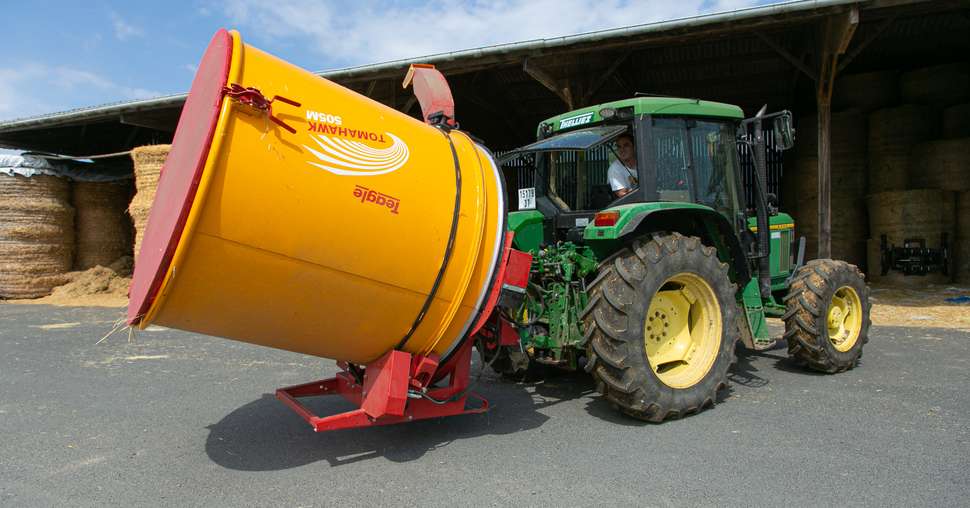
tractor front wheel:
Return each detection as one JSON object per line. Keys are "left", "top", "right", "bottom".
{"left": 582, "top": 233, "right": 738, "bottom": 422}
{"left": 783, "top": 259, "right": 871, "bottom": 373}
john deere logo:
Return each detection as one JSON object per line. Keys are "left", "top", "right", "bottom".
{"left": 559, "top": 113, "right": 594, "bottom": 129}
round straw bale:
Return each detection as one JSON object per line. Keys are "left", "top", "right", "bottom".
{"left": 900, "top": 64, "right": 970, "bottom": 107}
{"left": 943, "top": 103, "right": 970, "bottom": 139}
{"left": 908, "top": 138, "right": 970, "bottom": 191}
{"left": 129, "top": 145, "right": 170, "bottom": 257}
{"left": 957, "top": 191, "right": 970, "bottom": 283}
{"left": 789, "top": 156, "right": 868, "bottom": 268}
{"left": 0, "top": 174, "right": 75, "bottom": 298}
{"left": 73, "top": 181, "right": 134, "bottom": 270}
{"left": 867, "top": 189, "right": 956, "bottom": 286}
{"left": 795, "top": 109, "right": 868, "bottom": 159}
{"left": 833, "top": 71, "right": 898, "bottom": 112}
{"left": 868, "top": 105, "right": 937, "bottom": 193}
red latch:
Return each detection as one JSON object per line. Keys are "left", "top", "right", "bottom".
{"left": 222, "top": 83, "right": 301, "bottom": 133}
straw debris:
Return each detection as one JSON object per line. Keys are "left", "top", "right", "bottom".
{"left": 8, "top": 256, "right": 133, "bottom": 307}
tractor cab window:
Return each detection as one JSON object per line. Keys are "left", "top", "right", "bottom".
{"left": 650, "top": 117, "right": 740, "bottom": 218}
{"left": 689, "top": 120, "right": 741, "bottom": 218}
{"left": 651, "top": 118, "right": 692, "bottom": 202}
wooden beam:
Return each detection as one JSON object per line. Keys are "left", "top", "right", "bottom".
{"left": 582, "top": 51, "right": 631, "bottom": 105}
{"left": 523, "top": 58, "right": 574, "bottom": 109}
{"left": 836, "top": 16, "right": 895, "bottom": 73}
{"left": 119, "top": 110, "right": 180, "bottom": 133}
{"left": 400, "top": 95, "right": 417, "bottom": 115}
{"left": 459, "top": 88, "right": 523, "bottom": 139}
{"left": 755, "top": 32, "right": 818, "bottom": 82}
{"left": 364, "top": 80, "right": 378, "bottom": 97}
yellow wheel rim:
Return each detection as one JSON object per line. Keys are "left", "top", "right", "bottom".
{"left": 828, "top": 286, "right": 862, "bottom": 352}
{"left": 643, "top": 273, "right": 722, "bottom": 389}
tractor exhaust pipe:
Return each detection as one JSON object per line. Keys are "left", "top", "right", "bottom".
{"left": 751, "top": 105, "right": 772, "bottom": 299}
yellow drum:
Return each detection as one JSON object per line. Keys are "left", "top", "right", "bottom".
{"left": 128, "top": 29, "right": 506, "bottom": 364}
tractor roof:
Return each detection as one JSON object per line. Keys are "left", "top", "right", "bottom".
{"left": 540, "top": 97, "right": 744, "bottom": 136}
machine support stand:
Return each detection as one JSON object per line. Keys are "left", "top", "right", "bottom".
{"left": 275, "top": 339, "right": 487, "bottom": 432}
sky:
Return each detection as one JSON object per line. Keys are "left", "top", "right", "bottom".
{"left": 0, "top": 0, "right": 786, "bottom": 125}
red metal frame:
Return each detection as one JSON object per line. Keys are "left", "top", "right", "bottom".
{"left": 276, "top": 233, "right": 535, "bottom": 432}
{"left": 276, "top": 338, "right": 487, "bottom": 432}
{"left": 469, "top": 231, "right": 515, "bottom": 336}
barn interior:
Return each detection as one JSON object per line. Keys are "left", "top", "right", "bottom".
{"left": 0, "top": 0, "right": 968, "bottom": 301}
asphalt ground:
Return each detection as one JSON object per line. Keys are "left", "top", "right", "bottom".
{"left": 1, "top": 304, "right": 968, "bottom": 507}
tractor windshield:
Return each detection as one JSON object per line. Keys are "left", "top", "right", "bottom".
{"left": 539, "top": 144, "right": 619, "bottom": 211}
{"left": 501, "top": 125, "right": 632, "bottom": 212}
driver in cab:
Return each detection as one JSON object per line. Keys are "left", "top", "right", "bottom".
{"left": 608, "top": 133, "right": 638, "bottom": 198}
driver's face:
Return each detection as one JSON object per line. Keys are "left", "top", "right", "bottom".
{"left": 617, "top": 137, "right": 635, "bottom": 161}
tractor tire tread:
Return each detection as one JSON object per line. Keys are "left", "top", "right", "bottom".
{"left": 583, "top": 232, "right": 738, "bottom": 422}
{"left": 783, "top": 259, "right": 871, "bottom": 373}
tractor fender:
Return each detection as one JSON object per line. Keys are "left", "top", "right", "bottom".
{"left": 615, "top": 207, "right": 751, "bottom": 287}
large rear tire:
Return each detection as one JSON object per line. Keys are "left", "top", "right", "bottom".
{"left": 581, "top": 233, "right": 738, "bottom": 422}
{"left": 783, "top": 259, "right": 871, "bottom": 373}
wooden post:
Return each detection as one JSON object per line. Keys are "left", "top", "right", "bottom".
{"left": 817, "top": 97, "right": 833, "bottom": 258}
{"left": 815, "top": 7, "right": 858, "bottom": 259}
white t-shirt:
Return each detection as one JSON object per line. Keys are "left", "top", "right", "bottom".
{"left": 607, "top": 159, "right": 638, "bottom": 192}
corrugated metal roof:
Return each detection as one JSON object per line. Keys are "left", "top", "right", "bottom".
{"left": 0, "top": 0, "right": 865, "bottom": 133}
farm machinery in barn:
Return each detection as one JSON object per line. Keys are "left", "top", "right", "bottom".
{"left": 129, "top": 30, "right": 870, "bottom": 430}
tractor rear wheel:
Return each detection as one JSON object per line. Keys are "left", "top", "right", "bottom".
{"left": 582, "top": 233, "right": 738, "bottom": 422}
{"left": 783, "top": 259, "right": 870, "bottom": 373}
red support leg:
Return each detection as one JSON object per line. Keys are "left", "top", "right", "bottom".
{"left": 275, "top": 339, "right": 487, "bottom": 433}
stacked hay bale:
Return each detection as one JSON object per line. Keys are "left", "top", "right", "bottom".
{"left": 957, "top": 192, "right": 970, "bottom": 284}
{"left": 899, "top": 64, "right": 970, "bottom": 107}
{"left": 0, "top": 174, "right": 75, "bottom": 298}
{"left": 867, "top": 190, "right": 956, "bottom": 286}
{"left": 867, "top": 105, "right": 937, "bottom": 193}
{"left": 833, "top": 71, "right": 898, "bottom": 113}
{"left": 129, "top": 145, "right": 169, "bottom": 257}
{"left": 789, "top": 110, "right": 868, "bottom": 267}
{"left": 943, "top": 104, "right": 970, "bottom": 139}
{"left": 908, "top": 138, "right": 970, "bottom": 191}
{"left": 73, "top": 181, "right": 133, "bottom": 270}
{"left": 893, "top": 64, "right": 970, "bottom": 285}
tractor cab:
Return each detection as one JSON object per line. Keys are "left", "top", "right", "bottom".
{"left": 502, "top": 98, "right": 750, "bottom": 246}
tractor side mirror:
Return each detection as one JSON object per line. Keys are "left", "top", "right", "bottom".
{"left": 773, "top": 112, "right": 795, "bottom": 150}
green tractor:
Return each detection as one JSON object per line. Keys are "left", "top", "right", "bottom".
{"left": 487, "top": 97, "right": 871, "bottom": 421}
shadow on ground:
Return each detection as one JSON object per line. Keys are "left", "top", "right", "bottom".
{"left": 205, "top": 341, "right": 813, "bottom": 470}
{"left": 205, "top": 369, "right": 595, "bottom": 470}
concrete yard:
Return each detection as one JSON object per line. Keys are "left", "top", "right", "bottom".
{"left": 1, "top": 304, "right": 967, "bottom": 506}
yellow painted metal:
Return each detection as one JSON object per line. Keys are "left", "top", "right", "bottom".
{"left": 749, "top": 223, "right": 795, "bottom": 232}
{"left": 643, "top": 274, "right": 722, "bottom": 389}
{"left": 828, "top": 285, "right": 862, "bottom": 352}
{"left": 140, "top": 31, "right": 504, "bottom": 364}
